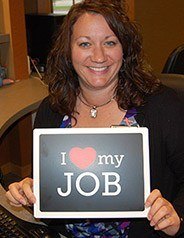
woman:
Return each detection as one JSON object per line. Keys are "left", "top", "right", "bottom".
{"left": 6, "top": 0, "right": 184, "bottom": 237}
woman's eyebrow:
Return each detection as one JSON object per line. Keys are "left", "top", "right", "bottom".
{"left": 73, "top": 35, "right": 116, "bottom": 41}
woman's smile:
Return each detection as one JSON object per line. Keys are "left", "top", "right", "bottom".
{"left": 87, "top": 66, "right": 109, "bottom": 72}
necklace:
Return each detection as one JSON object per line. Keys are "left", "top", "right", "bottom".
{"left": 79, "top": 95, "right": 114, "bottom": 118}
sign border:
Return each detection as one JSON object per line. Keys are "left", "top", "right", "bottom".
{"left": 33, "top": 127, "right": 150, "bottom": 218}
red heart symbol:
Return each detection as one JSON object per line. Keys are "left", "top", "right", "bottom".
{"left": 69, "top": 147, "right": 96, "bottom": 170}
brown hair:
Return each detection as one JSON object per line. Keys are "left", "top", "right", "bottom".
{"left": 44, "top": 0, "right": 160, "bottom": 117}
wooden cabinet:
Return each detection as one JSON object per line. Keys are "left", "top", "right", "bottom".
{"left": 0, "top": 0, "right": 29, "bottom": 80}
{"left": 0, "top": 34, "right": 10, "bottom": 77}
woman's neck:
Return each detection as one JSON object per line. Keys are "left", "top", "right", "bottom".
{"left": 79, "top": 86, "right": 116, "bottom": 107}
{"left": 73, "top": 98, "right": 126, "bottom": 128}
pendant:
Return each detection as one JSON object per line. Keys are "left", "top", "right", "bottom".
{"left": 90, "top": 107, "right": 97, "bottom": 118}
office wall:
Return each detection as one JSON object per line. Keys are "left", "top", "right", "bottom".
{"left": 135, "top": 0, "right": 184, "bottom": 73}
{"left": 24, "top": 0, "right": 52, "bottom": 14}
{"left": 24, "top": 0, "right": 37, "bottom": 14}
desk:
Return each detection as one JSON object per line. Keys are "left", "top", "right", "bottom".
{"left": 0, "top": 77, "right": 48, "bottom": 138}
{"left": 0, "top": 76, "right": 48, "bottom": 176}
{"left": 0, "top": 77, "right": 48, "bottom": 225}
{"left": 0, "top": 78, "right": 67, "bottom": 237}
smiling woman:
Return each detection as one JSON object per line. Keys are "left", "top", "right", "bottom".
{"left": 6, "top": 0, "right": 184, "bottom": 237}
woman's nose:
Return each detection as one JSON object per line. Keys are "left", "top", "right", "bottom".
{"left": 91, "top": 46, "right": 107, "bottom": 63}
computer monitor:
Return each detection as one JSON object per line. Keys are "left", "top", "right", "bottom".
{"left": 25, "top": 13, "right": 66, "bottom": 71}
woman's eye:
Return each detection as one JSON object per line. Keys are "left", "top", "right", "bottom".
{"left": 79, "top": 42, "right": 90, "bottom": 48}
{"left": 105, "top": 41, "right": 117, "bottom": 46}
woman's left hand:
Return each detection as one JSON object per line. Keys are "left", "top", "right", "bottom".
{"left": 145, "top": 189, "right": 181, "bottom": 236}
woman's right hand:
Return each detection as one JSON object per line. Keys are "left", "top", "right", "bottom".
{"left": 6, "top": 177, "right": 36, "bottom": 207}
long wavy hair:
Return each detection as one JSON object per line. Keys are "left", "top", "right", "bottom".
{"left": 44, "top": 0, "right": 160, "bottom": 117}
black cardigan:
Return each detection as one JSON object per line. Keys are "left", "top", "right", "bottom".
{"left": 34, "top": 86, "right": 184, "bottom": 237}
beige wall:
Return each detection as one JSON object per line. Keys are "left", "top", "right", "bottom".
{"left": 135, "top": 0, "right": 184, "bottom": 73}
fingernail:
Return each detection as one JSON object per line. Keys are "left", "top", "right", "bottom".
{"left": 147, "top": 214, "right": 152, "bottom": 221}
{"left": 19, "top": 199, "right": 26, "bottom": 205}
{"left": 150, "top": 221, "right": 155, "bottom": 226}
{"left": 29, "top": 195, "right": 36, "bottom": 203}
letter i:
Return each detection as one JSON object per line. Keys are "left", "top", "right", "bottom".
{"left": 61, "top": 152, "right": 67, "bottom": 165}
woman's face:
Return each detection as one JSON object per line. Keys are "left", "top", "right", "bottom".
{"left": 71, "top": 13, "right": 123, "bottom": 92}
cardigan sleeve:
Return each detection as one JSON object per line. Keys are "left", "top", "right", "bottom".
{"left": 135, "top": 86, "right": 184, "bottom": 237}
{"left": 152, "top": 87, "right": 184, "bottom": 237}
{"left": 164, "top": 93, "right": 184, "bottom": 237}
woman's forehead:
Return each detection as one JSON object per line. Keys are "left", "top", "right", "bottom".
{"left": 72, "top": 13, "right": 116, "bottom": 39}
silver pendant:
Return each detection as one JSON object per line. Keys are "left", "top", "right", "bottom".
{"left": 90, "top": 107, "right": 97, "bottom": 118}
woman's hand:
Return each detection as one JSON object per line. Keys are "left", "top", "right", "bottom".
{"left": 145, "top": 189, "right": 181, "bottom": 236}
{"left": 6, "top": 178, "right": 36, "bottom": 207}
